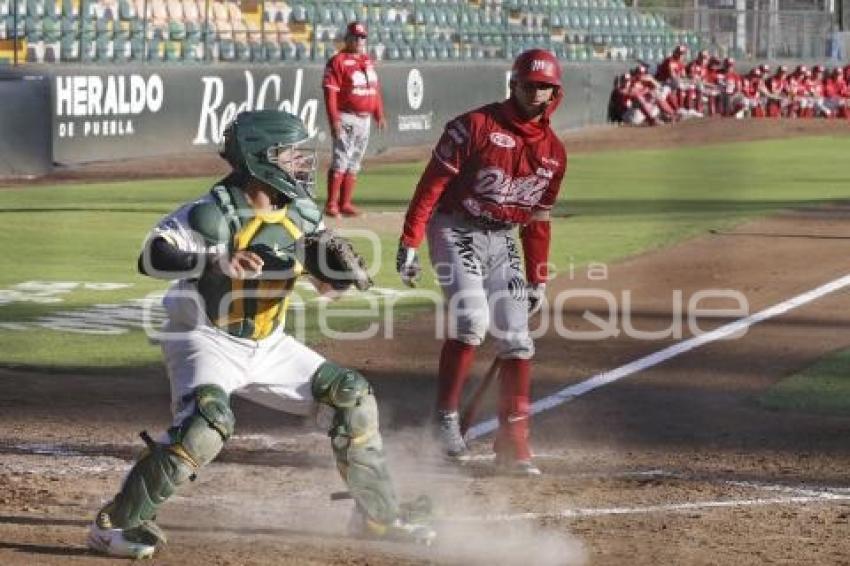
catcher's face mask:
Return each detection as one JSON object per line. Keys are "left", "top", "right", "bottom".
{"left": 266, "top": 140, "right": 317, "bottom": 198}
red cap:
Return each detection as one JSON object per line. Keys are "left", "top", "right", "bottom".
{"left": 510, "top": 48, "right": 562, "bottom": 87}
{"left": 346, "top": 22, "right": 367, "bottom": 38}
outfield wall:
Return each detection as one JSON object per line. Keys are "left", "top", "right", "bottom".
{"left": 42, "top": 62, "right": 622, "bottom": 168}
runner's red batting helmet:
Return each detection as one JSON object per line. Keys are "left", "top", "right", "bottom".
{"left": 511, "top": 48, "right": 562, "bottom": 88}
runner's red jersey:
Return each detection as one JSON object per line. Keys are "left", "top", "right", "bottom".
{"left": 401, "top": 101, "right": 566, "bottom": 248}
{"left": 322, "top": 51, "right": 383, "bottom": 116}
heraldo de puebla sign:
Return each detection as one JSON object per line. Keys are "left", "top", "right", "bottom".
{"left": 50, "top": 66, "right": 324, "bottom": 164}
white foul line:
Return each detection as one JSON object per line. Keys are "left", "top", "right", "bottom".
{"left": 446, "top": 492, "right": 850, "bottom": 523}
{"left": 467, "top": 273, "right": 850, "bottom": 439}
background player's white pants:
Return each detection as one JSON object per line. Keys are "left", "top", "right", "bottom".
{"left": 159, "top": 283, "right": 326, "bottom": 425}
{"left": 331, "top": 112, "right": 371, "bottom": 173}
{"left": 427, "top": 212, "right": 534, "bottom": 359}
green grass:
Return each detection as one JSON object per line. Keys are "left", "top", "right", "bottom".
{"left": 759, "top": 349, "right": 850, "bottom": 415}
{"left": 1, "top": 133, "right": 849, "bottom": 367}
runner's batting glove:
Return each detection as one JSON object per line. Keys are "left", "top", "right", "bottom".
{"left": 396, "top": 241, "right": 421, "bottom": 288}
{"left": 527, "top": 283, "right": 546, "bottom": 316}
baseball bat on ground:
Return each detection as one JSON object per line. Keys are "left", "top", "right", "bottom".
{"left": 459, "top": 358, "right": 502, "bottom": 437}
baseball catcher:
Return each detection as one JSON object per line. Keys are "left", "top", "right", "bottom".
{"left": 87, "top": 110, "right": 435, "bottom": 559}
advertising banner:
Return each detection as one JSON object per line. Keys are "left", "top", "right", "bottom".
{"left": 47, "top": 62, "right": 619, "bottom": 165}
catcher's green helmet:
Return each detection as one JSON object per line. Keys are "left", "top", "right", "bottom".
{"left": 220, "top": 110, "right": 317, "bottom": 200}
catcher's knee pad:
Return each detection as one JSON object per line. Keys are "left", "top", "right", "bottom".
{"left": 106, "top": 385, "right": 233, "bottom": 529}
{"left": 310, "top": 362, "right": 399, "bottom": 524}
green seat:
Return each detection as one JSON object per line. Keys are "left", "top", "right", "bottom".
{"left": 25, "top": 16, "right": 42, "bottom": 41}
{"left": 95, "top": 36, "right": 112, "bottom": 60}
{"left": 59, "top": 34, "right": 77, "bottom": 60}
{"left": 164, "top": 39, "right": 180, "bottom": 61}
{"left": 25, "top": 0, "right": 41, "bottom": 17}
{"left": 261, "top": 39, "right": 278, "bottom": 60}
{"left": 128, "top": 36, "right": 143, "bottom": 59}
{"left": 43, "top": 15, "right": 59, "bottom": 40}
{"left": 95, "top": 17, "right": 113, "bottom": 39}
{"left": 114, "top": 34, "right": 129, "bottom": 60}
{"left": 183, "top": 37, "right": 200, "bottom": 61}
{"left": 235, "top": 39, "right": 250, "bottom": 61}
{"left": 147, "top": 36, "right": 163, "bottom": 60}
{"left": 168, "top": 19, "right": 184, "bottom": 40}
{"left": 118, "top": 0, "right": 133, "bottom": 19}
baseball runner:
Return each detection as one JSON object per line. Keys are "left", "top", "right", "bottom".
{"left": 322, "top": 21, "right": 386, "bottom": 218}
{"left": 395, "top": 49, "right": 567, "bottom": 476}
{"left": 87, "top": 110, "right": 435, "bottom": 559}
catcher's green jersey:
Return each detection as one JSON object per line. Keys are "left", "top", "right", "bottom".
{"left": 150, "top": 177, "right": 322, "bottom": 339}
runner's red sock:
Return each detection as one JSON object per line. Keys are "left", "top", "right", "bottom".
{"left": 495, "top": 358, "right": 532, "bottom": 461}
{"left": 436, "top": 339, "right": 476, "bottom": 412}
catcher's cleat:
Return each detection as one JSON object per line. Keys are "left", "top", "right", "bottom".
{"left": 87, "top": 506, "right": 165, "bottom": 559}
{"left": 348, "top": 506, "right": 437, "bottom": 546}
{"left": 339, "top": 204, "right": 361, "bottom": 217}
{"left": 436, "top": 410, "right": 468, "bottom": 460}
{"left": 495, "top": 456, "right": 542, "bottom": 477}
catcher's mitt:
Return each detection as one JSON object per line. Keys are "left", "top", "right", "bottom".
{"left": 300, "top": 230, "right": 373, "bottom": 291}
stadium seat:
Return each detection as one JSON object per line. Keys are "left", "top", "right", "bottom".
{"left": 113, "top": 34, "right": 129, "bottom": 60}
{"left": 126, "top": 35, "right": 142, "bottom": 58}
{"left": 147, "top": 34, "right": 163, "bottom": 59}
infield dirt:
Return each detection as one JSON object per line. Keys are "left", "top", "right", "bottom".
{"left": 1, "top": 120, "right": 850, "bottom": 565}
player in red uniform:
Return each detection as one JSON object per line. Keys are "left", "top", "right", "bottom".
{"left": 655, "top": 44, "right": 688, "bottom": 111}
{"left": 627, "top": 64, "right": 676, "bottom": 125}
{"left": 765, "top": 65, "right": 789, "bottom": 118}
{"left": 824, "top": 67, "right": 849, "bottom": 119}
{"left": 719, "top": 57, "right": 744, "bottom": 117}
{"left": 684, "top": 50, "right": 709, "bottom": 115}
{"left": 741, "top": 67, "right": 766, "bottom": 118}
{"left": 396, "top": 49, "right": 567, "bottom": 475}
{"left": 322, "top": 21, "right": 386, "bottom": 217}
{"left": 702, "top": 57, "right": 723, "bottom": 116}
{"left": 808, "top": 65, "right": 830, "bottom": 118}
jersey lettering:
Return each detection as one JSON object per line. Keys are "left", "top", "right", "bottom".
{"left": 473, "top": 167, "right": 549, "bottom": 207}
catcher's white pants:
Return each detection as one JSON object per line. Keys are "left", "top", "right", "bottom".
{"left": 159, "top": 281, "right": 325, "bottom": 425}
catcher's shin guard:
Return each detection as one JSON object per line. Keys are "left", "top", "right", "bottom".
{"left": 312, "top": 362, "right": 400, "bottom": 525}
{"left": 102, "top": 385, "right": 234, "bottom": 529}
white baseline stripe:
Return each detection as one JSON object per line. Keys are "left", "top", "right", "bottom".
{"left": 468, "top": 273, "right": 850, "bottom": 439}
{"left": 447, "top": 493, "right": 850, "bottom": 523}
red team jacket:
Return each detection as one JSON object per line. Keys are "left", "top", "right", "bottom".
{"left": 322, "top": 51, "right": 385, "bottom": 123}
{"left": 401, "top": 98, "right": 567, "bottom": 284}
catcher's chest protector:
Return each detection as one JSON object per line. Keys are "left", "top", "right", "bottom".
{"left": 196, "top": 185, "right": 321, "bottom": 340}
